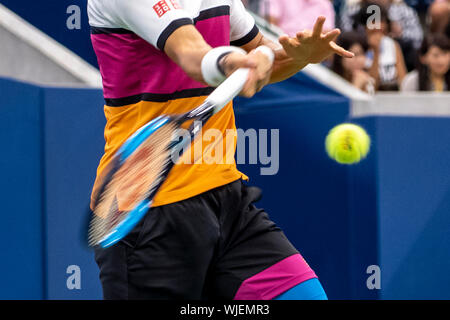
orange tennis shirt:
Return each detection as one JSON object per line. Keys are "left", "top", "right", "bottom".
{"left": 88, "top": 0, "right": 259, "bottom": 208}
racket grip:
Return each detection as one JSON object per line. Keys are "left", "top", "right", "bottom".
{"left": 206, "top": 68, "right": 250, "bottom": 114}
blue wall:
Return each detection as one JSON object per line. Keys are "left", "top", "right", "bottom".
{"left": 1, "top": 74, "right": 450, "bottom": 299}
{"left": 374, "top": 117, "right": 450, "bottom": 299}
{"left": 0, "top": 78, "right": 45, "bottom": 299}
{"left": 42, "top": 87, "right": 105, "bottom": 299}
{"left": 0, "top": 77, "right": 105, "bottom": 299}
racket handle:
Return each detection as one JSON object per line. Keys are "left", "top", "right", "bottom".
{"left": 206, "top": 68, "right": 250, "bottom": 114}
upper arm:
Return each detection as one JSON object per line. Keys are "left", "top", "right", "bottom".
{"left": 229, "top": 0, "right": 260, "bottom": 48}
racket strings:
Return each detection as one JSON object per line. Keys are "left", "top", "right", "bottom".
{"left": 88, "top": 123, "right": 177, "bottom": 246}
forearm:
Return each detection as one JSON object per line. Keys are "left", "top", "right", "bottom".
{"left": 257, "top": 36, "right": 309, "bottom": 83}
{"left": 270, "top": 48, "right": 308, "bottom": 83}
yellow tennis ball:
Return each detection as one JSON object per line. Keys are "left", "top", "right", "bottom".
{"left": 325, "top": 123, "right": 371, "bottom": 164}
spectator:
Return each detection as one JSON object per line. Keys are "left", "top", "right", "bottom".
{"left": 428, "top": 0, "right": 450, "bottom": 34}
{"left": 332, "top": 31, "right": 376, "bottom": 93}
{"left": 260, "top": 0, "right": 336, "bottom": 37}
{"left": 339, "top": 0, "right": 423, "bottom": 70}
{"left": 355, "top": 3, "right": 408, "bottom": 90}
{"left": 401, "top": 33, "right": 450, "bottom": 91}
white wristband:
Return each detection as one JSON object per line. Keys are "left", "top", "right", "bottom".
{"left": 201, "top": 46, "right": 246, "bottom": 87}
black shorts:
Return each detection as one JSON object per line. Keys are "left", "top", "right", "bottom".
{"left": 94, "top": 179, "right": 317, "bottom": 300}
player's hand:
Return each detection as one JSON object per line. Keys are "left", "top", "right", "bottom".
{"left": 220, "top": 50, "right": 273, "bottom": 98}
{"left": 279, "top": 16, "right": 354, "bottom": 65}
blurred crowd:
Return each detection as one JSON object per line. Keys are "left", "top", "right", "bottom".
{"left": 243, "top": 0, "right": 450, "bottom": 93}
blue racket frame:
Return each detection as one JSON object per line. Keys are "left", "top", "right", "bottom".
{"left": 98, "top": 116, "right": 171, "bottom": 248}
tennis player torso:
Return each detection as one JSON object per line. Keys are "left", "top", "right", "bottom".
{"left": 88, "top": 0, "right": 256, "bottom": 207}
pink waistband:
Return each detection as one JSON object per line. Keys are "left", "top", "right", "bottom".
{"left": 234, "top": 253, "right": 317, "bottom": 300}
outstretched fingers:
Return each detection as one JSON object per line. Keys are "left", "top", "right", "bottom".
{"left": 312, "top": 16, "right": 326, "bottom": 38}
{"left": 323, "top": 28, "right": 341, "bottom": 42}
{"left": 330, "top": 41, "right": 355, "bottom": 58}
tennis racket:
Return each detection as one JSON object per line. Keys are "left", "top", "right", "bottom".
{"left": 88, "top": 68, "right": 251, "bottom": 248}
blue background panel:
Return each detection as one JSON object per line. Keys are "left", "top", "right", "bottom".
{"left": 42, "top": 87, "right": 105, "bottom": 299}
{"left": 0, "top": 78, "right": 45, "bottom": 299}
{"left": 375, "top": 117, "right": 450, "bottom": 299}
